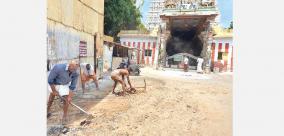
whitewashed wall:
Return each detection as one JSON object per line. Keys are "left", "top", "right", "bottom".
{"left": 211, "top": 37, "right": 233, "bottom": 72}
{"left": 119, "top": 36, "right": 159, "bottom": 66}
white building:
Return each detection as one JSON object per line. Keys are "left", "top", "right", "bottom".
{"left": 210, "top": 26, "right": 233, "bottom": 72}
{"left": 146, "top": 0, "right": 165, "bottom": 30}
{"left": 118, "top": 30, "right": 159, "bottom": 66}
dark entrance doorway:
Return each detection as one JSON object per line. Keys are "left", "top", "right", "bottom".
{"left": 166, "top": 26, "right": 203, "bottom": 68}
{"left": 166, "top": 27, "right": 203, "bottom": 57}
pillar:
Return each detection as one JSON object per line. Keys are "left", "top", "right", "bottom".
{"left": 200, "top": 19, "right": 214, "bottom": 73}
{"left": 161, "top": 31, "right": 170, "bottom": 67}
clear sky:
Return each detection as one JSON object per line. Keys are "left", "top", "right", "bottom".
{"left": 140, "top": 0, "right": 233, "bottom": 28}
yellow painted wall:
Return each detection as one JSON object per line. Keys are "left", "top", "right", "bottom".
{"left": 47, "top": 0, "right": 104, "bottom": 62}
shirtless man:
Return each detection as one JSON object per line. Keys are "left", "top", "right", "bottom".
{"left": 80, "top": 63, "right": 99, "bottom": 93}
{"left": 110, "top": 67, "right": 134, "bottom": 96}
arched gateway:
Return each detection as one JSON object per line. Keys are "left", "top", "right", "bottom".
{"left": 159, "top": 0, "right": 219, "bottom": 72}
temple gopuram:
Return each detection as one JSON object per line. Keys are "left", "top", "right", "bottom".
{"left": 159, "top": 0, "right": 219, "bottom": 72}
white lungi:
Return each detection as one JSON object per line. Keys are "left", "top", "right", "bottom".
{"left": 48, "top": 82, "right": 71, "bottom": 96}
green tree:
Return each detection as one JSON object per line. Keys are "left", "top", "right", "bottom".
{"left": 104, "top": 0, "right": 145, "bottom": 41}
{"left": 138, "top": 23, "right": 147, "bottom": 32}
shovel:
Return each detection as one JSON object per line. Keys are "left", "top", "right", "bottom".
{"left": 126, "top": 79, "right": 147, "bottom": 93}
{"left": 58, "top": 95, "right": 94, "bottom": 126}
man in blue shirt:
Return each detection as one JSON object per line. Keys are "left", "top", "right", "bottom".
{"left": 47, "top": 60, "right": 79, "bottom": 124}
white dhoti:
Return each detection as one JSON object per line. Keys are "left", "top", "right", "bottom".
{"left": 48, "top": 82, "right": 71, "bottom": 96}
{"left": 197, "top": 58, "right": 204, "bottom": 73}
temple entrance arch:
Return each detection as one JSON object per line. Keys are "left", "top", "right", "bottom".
{"left": 159, "top": 3, "right": 218, "bottom": 72}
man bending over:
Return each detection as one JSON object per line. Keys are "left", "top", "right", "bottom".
{"left": 47, "top": 60, "right": 79, "bottom": 125}
{"left": 80, "top": 63, "right": 99, "bottom": 93}
{"left": 110, "top": 67, "right": 134, "bottom": 96}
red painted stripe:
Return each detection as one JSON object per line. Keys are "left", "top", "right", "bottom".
{"left": 137, "top": 42, "right": 140, "bottom": 64}
{"left": 218, "top": 43, "right": 222, "bottom": 62}
{"left": 224, "top": 43, "right": 229, "bottom": 71}
{"left": 133, "top": 42, "right": 135, "bottom": 48}
{"left": 217, "top": 43, "right": 222, "bottom": 70}
{"left": 147, "top": 42, "right": 150, "bottom": 65}
{"left": 218, "top": 43, "right": 222, "bottom": 52}
{"left": 128, "top": 42, "right": 130, "bottom": 47}
{"left": 152, "top": 42, "right": 156, "bottom": 65}
{"left": 211, "top": 42, "right": 216, "bottom": 67}
{"left": 142, "top": 42, "right": 145, "bottom": 64}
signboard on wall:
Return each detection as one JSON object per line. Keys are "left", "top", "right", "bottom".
{"left": 79, "top": 41, "right": 87, "bottom": 57}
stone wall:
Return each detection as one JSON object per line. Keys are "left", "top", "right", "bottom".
{"left": 47, "top": 0, "right": 104, "bottom": 66}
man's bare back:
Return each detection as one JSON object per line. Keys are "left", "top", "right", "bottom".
{"left": 110, "top": 68, "right": 133, "bottom": 95}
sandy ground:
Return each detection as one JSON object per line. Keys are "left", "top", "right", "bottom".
{"left": 47, "top": 68, "right": 232, "bottom": 136}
